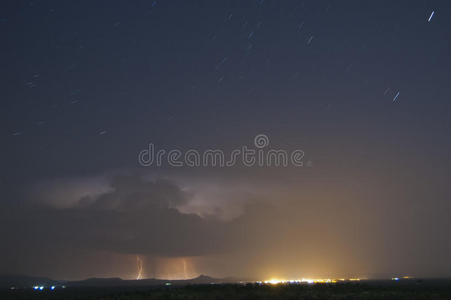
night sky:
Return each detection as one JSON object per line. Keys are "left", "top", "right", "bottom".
{"left": 1, "top": 0, "right": 451, "bottom": 280}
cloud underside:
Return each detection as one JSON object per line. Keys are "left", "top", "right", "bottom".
{"left": 2, "top": 173, "right": 451, "bottom": 279}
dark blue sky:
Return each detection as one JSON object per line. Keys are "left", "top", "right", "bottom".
{"left": 1, "top": 1, "right": 451, "bottom": 279}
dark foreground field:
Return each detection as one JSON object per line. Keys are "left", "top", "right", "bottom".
{"left": 3, "top": 281, "right": 451, "bottom": 300}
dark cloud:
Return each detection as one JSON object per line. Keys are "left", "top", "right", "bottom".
{"left": 1, "top": 176, "right": 233, "bottom": 260}
{"left": 2, "top": 171, "right": 451, "bottom": 280}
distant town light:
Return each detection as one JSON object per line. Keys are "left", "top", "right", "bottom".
{"left": 260, "top": 277, "right": 362, "bottom": 285}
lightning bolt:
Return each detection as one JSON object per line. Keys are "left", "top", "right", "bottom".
{"left": 183, "top": 258, "right": 188, "bottom": 279}
{"left": 136, "top": 255, "right": 143, "bottom": 280}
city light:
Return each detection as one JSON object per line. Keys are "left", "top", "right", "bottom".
{"left": 261, "top": 277, "right": 359, "bottom": 285}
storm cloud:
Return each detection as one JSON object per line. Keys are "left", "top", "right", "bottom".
{"left": 2, "top": 169, "right": 451, "bottom": 280}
